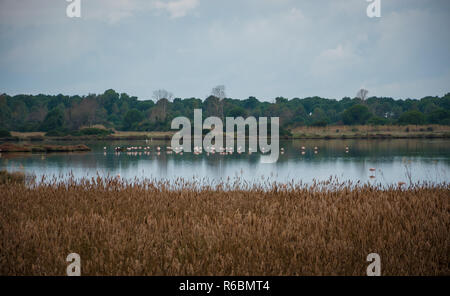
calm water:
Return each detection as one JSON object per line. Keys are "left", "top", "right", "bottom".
{"left": 1, "top": 139, "right": 449, "bottom": 186}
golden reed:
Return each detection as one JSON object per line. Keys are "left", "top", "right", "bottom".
{"left": 0, "top": 176, "right": 448, "bottom": 275}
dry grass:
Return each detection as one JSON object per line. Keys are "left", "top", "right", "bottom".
{"left": 0, "top": 170, "right": 25, "bottom": 185}
{"left": 0, "top": 177, "right": 448, "bottom": 276}
{"left": 0, "top": 143, "right": 91, "bottom": 153}
{"left": 112, "top": 131, "right": 174, "bottom": 138}
{"left": 291, "top": 125, "right": 450, "bottom": 139}
{"left": 10, "top": 132, "right": 46, "bottom": 138}
{"left": 9, "top": 131, "right": 174, "bottom": 141}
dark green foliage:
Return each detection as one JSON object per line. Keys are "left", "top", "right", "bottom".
{"left": 40, "top": 108, "right": 65, "bottom": 132}
{"left": 398, "top": 110, "right": 426, "bottom": 125}
{"left": 426, "top": 108, "right": 450, "bottom": 124}
{"left": 45, "top": 130, "right": 69, "bottom": 137}
{"left": 311, "top": 120, "right": 328, "bottom": 127}
{"left": 0, "top": 128, "right": 11, "bottom": 138}
{"left": 0, "top": 91, "right": 448, "bottom": 135}
{"left": 368, "top": 116, "right": 388, "bottom": 126}
{"left": 123, "top": 109, "right": 144, "bottom": 130}
{"left": 72, "top": 128, "right": 114, "bottom": 136}
{"left": 342, "top": 105, "right": 372, "bottom": 125}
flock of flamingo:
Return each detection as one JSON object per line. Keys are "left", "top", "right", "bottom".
{"left": 101, "top": 143, "right": 386, "bottom": 181}
{"left": 102, "top": 144, "right": 352, "bottom": 156}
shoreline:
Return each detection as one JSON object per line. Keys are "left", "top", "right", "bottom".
{"left": 1, "top": 133, "right": 449, "bottom": 142}
{"left": 0, "top": 125, "right": 448, "bottom": 142}
{"left": 0, "top": 143, "right": 91, "bottom": 153}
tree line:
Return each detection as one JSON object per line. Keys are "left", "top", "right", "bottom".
{"left": 0, "top": 88, "right": 449, "bottom": 136}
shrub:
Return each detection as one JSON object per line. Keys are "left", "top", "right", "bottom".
{"left": 0, "top": 128, "right": 11, "bottom": 138}
{"left": 368, "top": 116, "right": 387, "bottom": 126}
{"left": 75, "top": 128, "right": 113, "bottom": 136}
{"left": 40, "top": 108, "right": 65, "bottom": 132}
{"left": 45, "top": 129, "right": 69, "bottom": 137}
{"left": 342, "top": 105, "right": 372, "bottom": 125}
{"left": 398, "top": 110, "right": 425, "bottom": 125}
{"left": 311, "top": 120, "right": 328, "bottom": 127}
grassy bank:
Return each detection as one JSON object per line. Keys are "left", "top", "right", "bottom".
{"left": 0, "top": 143, "right": 91, "bottom": 153}
{"left": 0, "top": 178, "right": 448, "bottom": 276}
{"left": 8, "top": 131, "right": 174, "bottom": 141}
{"left": 5, "top": 125, "right": 450, "bottom": 141}
{"left": 291, "top": 125, "right": 450, "bottom": 139}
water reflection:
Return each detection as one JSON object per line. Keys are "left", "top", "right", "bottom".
{"left": 1, "top": 139, "right": 449, "bottom": 185}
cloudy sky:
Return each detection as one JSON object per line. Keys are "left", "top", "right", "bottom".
{"left": 0, "top": 0, "right": 449, "bottom": 101}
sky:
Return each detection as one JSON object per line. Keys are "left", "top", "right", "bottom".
{"left": 0, "top": 0, "right": 449, "bottom": 101}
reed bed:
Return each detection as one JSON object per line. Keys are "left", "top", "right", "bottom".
{"left": 0, "top": 177, "right": 448, "bottom": 276}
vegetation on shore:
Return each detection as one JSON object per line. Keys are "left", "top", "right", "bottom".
{"left": 291, "top": 124, "right": 450, "bottom": 139}
{"left": 0, "top": 143, "right": 91, "bottom": 153}
{"left": 0, "top": 170, "right": 25, "bottom": 185}
{"left": 0, "top": 90, "right": 449, "bottom": 137}
{"left": 3, "top": 124, "right": 450, "bottom": 141}
{"left": 0, "top": 177, "right": 448, "bottom": 276}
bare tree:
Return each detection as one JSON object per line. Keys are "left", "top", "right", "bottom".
{"left": 68, "top": 98, "right": 99, "bottom": 129}
{"left": 152, "top": 89, "right": 174, "bottom": 102}
{"left": 211, "top": 85, "right": 226, "bottom": 100}
{"left": 210, "top": 85, "right": 226, "bottom": 119}
{"left": 356, "top": 89, "right": 369, "bottom": 101}
{"left": 152, "top": 89, "right": 173, "bottom": 122}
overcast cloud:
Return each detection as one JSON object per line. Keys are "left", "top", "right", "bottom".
{"left": 0, "top": 0, "right": 449, "bottom": 100}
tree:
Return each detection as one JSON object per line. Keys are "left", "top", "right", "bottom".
{"left": 40, "top": 108, "right": 66, "bottom": 132}
{"left": 426, "top": 108, "right": 450, "bottom": 125}
{"left": 0, "top": 128, "right": 11, "bottom": 138}
{"left": 210, "top": 85, "right": 226, "bottom": 119}
{"left": 311, "top": 107, "right": 328, "bottom": 126}
{"left": 149, "top": 99, "right": 170, "bottom": 123}
{"left": 342, "top": 104, "right": 372, "bottom": 125}
{"left": 152, "top": 89, "right": 173, "bottom": 120}
{"left": 228, "top": 106, "right": 247, "bottom": 118}
{"left": 152, "top": 89, "right": 173, "bottom": 102}
{"left": 368, "top": 116, "right": 388, "bottom": 126}
{"left": 398, "top": 110, "right": 425, "bottom": 125}
{"left": 356, "top": 89, "right": 369, "bottom": 101}
{"left": 0, "top": 95, "right": 12, "bottom": 129}
{"left": 211, "top": 85, "right": 226, "bottom": 100}
{"left": 123, "top": 109, "right": 143, "bottom": 130}
{"left": 67, "top": 98, "right": 98, "bottom": 129}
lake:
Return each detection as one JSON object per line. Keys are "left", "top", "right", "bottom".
{"left": 1, "top": 139, "right": 449, "bottom": 186}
